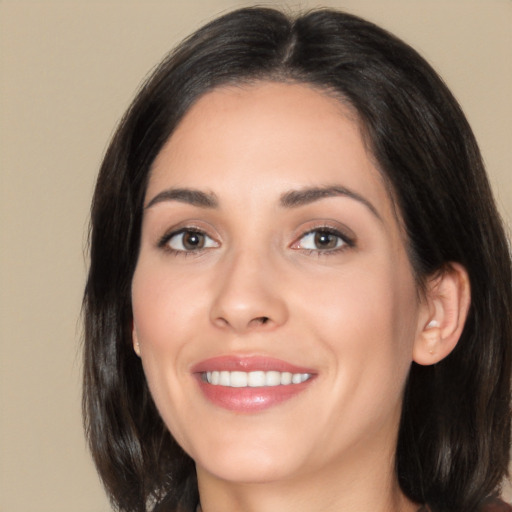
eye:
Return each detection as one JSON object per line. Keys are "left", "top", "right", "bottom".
{"left": 294, "top": 228, "right": 353, "bottom": 252}
{"left": 163, "top": 229, "right": 218, "bottom": 252}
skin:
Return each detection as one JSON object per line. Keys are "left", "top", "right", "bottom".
{"left": 131, "top": 82, "right": 468, "bottom": 512}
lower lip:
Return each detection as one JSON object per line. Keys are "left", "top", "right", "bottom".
{"left": 195, "top": 376, "right": 313, "bottom": 413}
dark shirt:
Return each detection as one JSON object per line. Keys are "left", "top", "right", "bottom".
{"left": 480, "top": 498, "right": 512, "bottom": 511}
{"left": 418, "top": 499, "right": 512, "bottom": 512}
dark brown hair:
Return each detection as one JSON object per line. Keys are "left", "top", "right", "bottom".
{"left": 83, "top": 7, "right": 512, "bottom": 512}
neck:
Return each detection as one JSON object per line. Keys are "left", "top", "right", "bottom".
{"left": 198, "top": 503, "right": 425, "bottom": 512}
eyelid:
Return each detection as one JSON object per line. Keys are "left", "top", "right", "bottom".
{"left": 157, "top": 222, "right": 220, "bottom": 253}
{"left": 290, "top": 222, "right": 356, "bottom": 252}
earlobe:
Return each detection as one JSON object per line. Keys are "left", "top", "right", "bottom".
{"left": 413, "top": 263, "right": 471, "bottom": 366}
{"left": 132, "top": 321, "right": 141, "bottom": 357}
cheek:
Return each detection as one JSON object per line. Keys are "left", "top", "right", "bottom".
{"left": 295, "top": 256, "right": 419, "bottom": 383}
{"left": 131, "top": 265, "right": 199, "bottom": 391}
{"left": 131, "top": 265, "right": 204, "bottom": 446}
{"left": 302, "top": 257, "right": 417, "bottom": 335}
{"left": 131, "top": 264, "right": 206, "bottom": 351}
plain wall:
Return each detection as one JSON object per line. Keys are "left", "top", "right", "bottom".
{"left": 0, "top": 1, "right": 510, "bottom": 511}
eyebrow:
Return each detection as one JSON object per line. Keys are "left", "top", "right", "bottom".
{"left": 145, "top": 188, "right": 219, "bottom": 209}
{"left": 280, "top": 185, "right": 381, "bottom": 220}
{"left": 145, "top": 185, "right": 380, "bottom": 220}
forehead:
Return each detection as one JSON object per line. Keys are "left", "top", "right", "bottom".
{"left": 147, "top": 82, "right": 393, "bottom": 218}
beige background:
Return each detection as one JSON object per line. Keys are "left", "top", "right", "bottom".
{"left": 0, "top": 1, "right": 510, "bottom": 511}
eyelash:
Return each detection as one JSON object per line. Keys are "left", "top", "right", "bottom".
{"left": 157, "top": 225, "right": 355, "bottom": 256}
{"left": 292, "top": 226, "right": 355, "bottom": 255}
{"left": 158, "top": 228, "right": 219, "bottom": 255}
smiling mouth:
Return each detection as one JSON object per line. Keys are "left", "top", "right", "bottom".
{"left": 202, "top": 370, "right": 312, "bottom": 387}
{"left": 193, "top": 356, "right": 316, "bottom": 411}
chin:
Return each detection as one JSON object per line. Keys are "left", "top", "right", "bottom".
{"left": 197, "top": 453, "right": 300, "bottom": 485}
{"left": 190, "top": 428, "right": 308, "bottom": 484}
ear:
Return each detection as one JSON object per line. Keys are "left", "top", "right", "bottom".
{"left": 132, "top": 320, "right": 141, "bottom": 357}
{"left": 413, "top": 262, "right": 471, "bottom": 366}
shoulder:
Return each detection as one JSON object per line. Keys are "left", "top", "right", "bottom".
{"left": 479, "top": 498, "right": 512, "bottom": 511}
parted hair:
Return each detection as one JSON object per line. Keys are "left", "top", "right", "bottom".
{"left": 83, "top": 7, "right": 512, "bottom": 512}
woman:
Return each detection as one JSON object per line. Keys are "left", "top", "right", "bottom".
{"left": 83, "top": 7, "right": 512, "bottom": 512}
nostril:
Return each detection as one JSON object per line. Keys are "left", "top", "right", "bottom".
{"left": 247, "top": 316, "right": 270, "bottom": 327}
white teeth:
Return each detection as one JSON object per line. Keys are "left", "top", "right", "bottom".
{"left": 204, "top": 370, "right": 312, "bottom": 387}
{"left": 219, "top": 371, "right": 230, "bottom": 386}
{"left": 230, "top": 371, "right": 247, "bottom": 387}
{"left": 291, "top": 373, "right": 310, "bottom": 384}
{"left": 248, "top": 371, "right": 265, "bottom": 387}
{"left": 265, "top": 371, "right": 281, "bottom": 386}
{"left": 280, "top": 372, "right": 292, "bottom": 385}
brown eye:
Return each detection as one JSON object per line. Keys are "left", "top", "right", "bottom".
{"left": 313, "top": 231, "right": 339, "bottom": 249}
{"left": 182, "top": 231, "right": 205, "bottom": 250}
{"left": 295, "top": 228, "right": 351, "bottom": 252}
{"left": 166, "top": 229, "right": 218, "bottom": 252}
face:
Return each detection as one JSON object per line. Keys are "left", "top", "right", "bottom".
{"left": 131, "top": 82, "right": 427, "bottom": 487}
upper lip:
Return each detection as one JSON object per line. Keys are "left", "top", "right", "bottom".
{"left": 191, "top": 355, "right": 315, "bottom": 374}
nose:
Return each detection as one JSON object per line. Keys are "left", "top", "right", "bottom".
{"left": 209, "top": 249, "right": 289, "bottom": 334}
